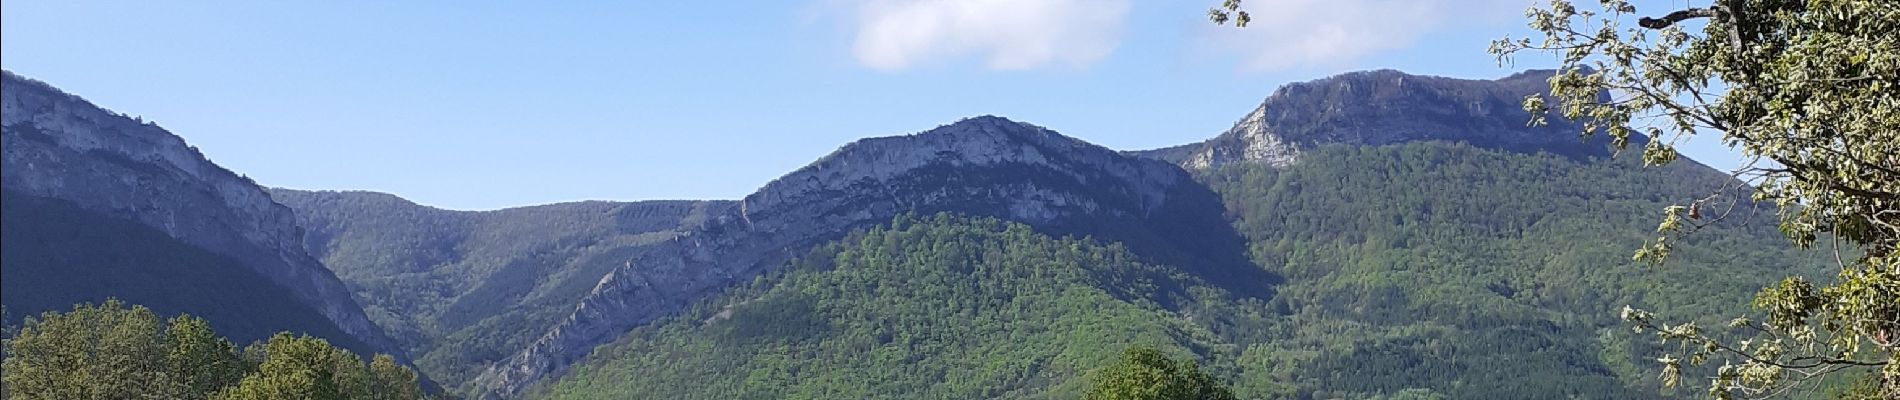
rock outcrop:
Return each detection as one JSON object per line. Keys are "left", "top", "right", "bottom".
{"left": 1143, "top": 69, "right": 1615, "bottom": 169}
{"left": 475, "top": 116, "right": 1219, "bottom": 398}
{"left": 0, "top": 70, "right": 401, "bottom": 356}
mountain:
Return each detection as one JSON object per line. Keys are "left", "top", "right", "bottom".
{"left": 535, "top": 214, "right": 1236, "bottom": 399}
{"left": 514, "top": 70, "right": 1826, "bottom": 399}
{"left": 534, "top": 141, "right": 1818, "bottom": 399}
{"left": 7, "top": 65, "right": 1828, "bottom": 399}
{"left": 1138, "top": 69, "right": 1625, "bottom": 169}
{"left": 0, "top": 71, "right": 399, "bottom": 356}
{"left": 267, "top": 189, "right": 729, "bottom": 392}
{"left": 476, "top": 115, "right": 1260, "bottom": 398}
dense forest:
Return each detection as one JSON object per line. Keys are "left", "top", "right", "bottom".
{"left": 1194, "top": 142, "right": 1840, "bottom": 398}
{"left": 533, "top": 213, "right": 1229, "bottom": 399}
{"left": 533, "top": 141, "right": 1850, "bottom": 399}
{"left": 0, "top": 300, "right": 432, "bottom": 400}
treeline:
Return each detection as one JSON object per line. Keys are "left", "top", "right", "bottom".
{"left": 1, "top": 300, "right": 434, "bottom": 400}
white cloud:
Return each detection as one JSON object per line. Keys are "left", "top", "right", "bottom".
{"left": 1207, "top": 0, "right": 1519, "bottom": 71}
{"left": 833, "top": 0, "right": 1133, "bottom": 71}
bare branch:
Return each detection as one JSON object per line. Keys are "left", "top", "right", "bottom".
{"left": 1639, "top": 8, "right": 1718, "bottom": 29}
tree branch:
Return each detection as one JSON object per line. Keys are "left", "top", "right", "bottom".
{"left": 1639, "top": 8, "right": 1718, "bottom": 29}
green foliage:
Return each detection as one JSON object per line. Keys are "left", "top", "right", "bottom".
{"left": 270, "top": 189, "right": 721, "bottom": 393}
{"left": 368, "top": 354, "right": 427, "bottom": 400}
{"left": 0, "top": 300, "right": 429, "bottom": 400}
{"left": 1085, "top": 346, "right": 1235, "bottom": 400}
{"left": 215, "top": 333, "right": 375, "bottom": 400}
{"left": 1197, "top": 142, "right": 1828, "bottom": 399}
{"left": 164, "top": 315, "right": 245, "bottom": 400}
{"left": 1206, "top": 0, "right": 1250, "bottom": 27}
{"left": 534, "top": 140, "right": 1830, "bottom": 399}
{"left": 2, "top": 299, "right": 163, "bottom": 399}
{"left": 1493, "top": 1, "right": 1899, "bottom": 396}
{"left": 534, "top": 214, "right": 1228, "bottom": 399}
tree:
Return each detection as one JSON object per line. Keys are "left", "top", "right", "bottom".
{"left": 215, "top": 333, "right": 361, "bottom": 400}
{"left": 1487, "top": 0, "right": 1898, "bottom": 398}
{"left": 163, "top": 315, "right": 244, "bottom": 400}
{"left": 367, "top": 354, "right": 424, "bottom": 400}
{"left": 0, "top": 299, "right": 164, "bottom": 400}
{"left": 1, "top": 300, "right": 430, "bottom": 400}
{"left": 1086, "top": 346, "right": 1237, "bottom": 400}
{"left": 3, "top": 305, "right": 11, "bottom": 400}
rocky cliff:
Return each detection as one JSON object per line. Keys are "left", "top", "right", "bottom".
{"left": 0, "top": 70, "right": 400, "bottom": 356}
{"left": 475, "top": 116, "right": 1239, "bottom": 398}
{"left": 1143, "top": 69, "right": 1617, "bottom": 169}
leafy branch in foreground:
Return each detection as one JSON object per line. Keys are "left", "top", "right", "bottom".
{"left": 1207, "top": 0, "right": 1251, "bottom": 27}
{"left": 1491, "top": 0, "right": 1898, "bottom": 398}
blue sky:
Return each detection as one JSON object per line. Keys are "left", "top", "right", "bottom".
{"left": 1, "top": 0, "right": 1736, "bottom": 210}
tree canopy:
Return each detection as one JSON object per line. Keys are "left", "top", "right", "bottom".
{"left": 1490, "top": 0, "right": 1898, "bottom": 397}
{"left": 0, "top": 299, "right": 433, "bottom": 400}
{"left": 1086, "top": 346, "right": 1236, "bottom": 400}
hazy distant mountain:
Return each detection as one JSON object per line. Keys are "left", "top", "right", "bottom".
{"left": 268, "top": 188, "right": 728, "bottom": 392}
{"left": 0, "top": 71, "right": 399, "bottom": 356}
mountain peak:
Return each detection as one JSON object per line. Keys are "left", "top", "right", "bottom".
{"left": 942, "top": 114, "right": 1025, "bottom": 129}
{"left": 1150, "top": 69, "right": 1621, "bottom": 169}
{"left": 475, "top": 116, "right": 1214, "bottom": 397}
{"left": 750, "top": 115, "right": 1180, "bottom": 224}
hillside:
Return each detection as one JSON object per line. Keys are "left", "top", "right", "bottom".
{"left": 268, "top": 189, "right": 729, "bottom": 392}
{"left": 2, "top": 66, "right": 1837, "bottom": 399}
{"left": 519, "top": 70, "right": 1829, "bottom": 399}
{"left": 476, "top": 115, "right": 1257, "bottom": 398}
{"left": 1, "top": 190, "right": 367, "bottom": 350}
{"left": 1196, "top": 142, "right": 1821, "bottom": 398}
{"left": 530, "top": 139, "right": 1823, "bottom": 399}
{"left": 535, "top": 214, "right": 1227, "bottom": 399}
{"left": 0, "top": 71, "right": 399, "bottom": 357}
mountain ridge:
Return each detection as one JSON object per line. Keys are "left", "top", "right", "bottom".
{"left": 1138, "top": 69, "right": 1627, "bottom": 169}
{"left": 475, "top": 115, "right": 1255, "bottom": 398}
{"left": 0, "top": 70, "right": 402, "bottom": 358}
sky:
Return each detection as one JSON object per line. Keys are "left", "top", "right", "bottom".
{"left": 0, "top": 0, "right": 1738, "bottom": 210}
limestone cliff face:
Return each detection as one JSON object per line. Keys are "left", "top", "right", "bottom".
{"left": 1147, "top": 69, "right": 1608, "bottom": 169}
{"left": 0, "top": 71, "right": 400, "bottom": 356}
{"left": 476, "top": 116, "right": 1204, "bottom": 397}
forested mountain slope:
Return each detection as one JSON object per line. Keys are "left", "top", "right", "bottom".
{"left": 1194, "top": 142, "right": 1822, "bottom": 398}
{"left": 1, "top": 190, "right": 366, "bottom": 350}
{"left": 523, "top": 71, "right": 1828, "bottom": 399}
{"left": 2, "top": 65, "right": 1828, "bottom": 399}
{"left": 477, "top": 116, "right": 1253, "bottom": 398}
{"left": 269, "top": 189, "right": 729, "bottom": 392}
{"left": 534, "top": 140, "right": 1823, "bottom": 399}
{"left": 535, "top": 214, "right": 1232, "bottom": 399}
{"left": 0, "top": 71, "right": 399, "bottom": 357}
